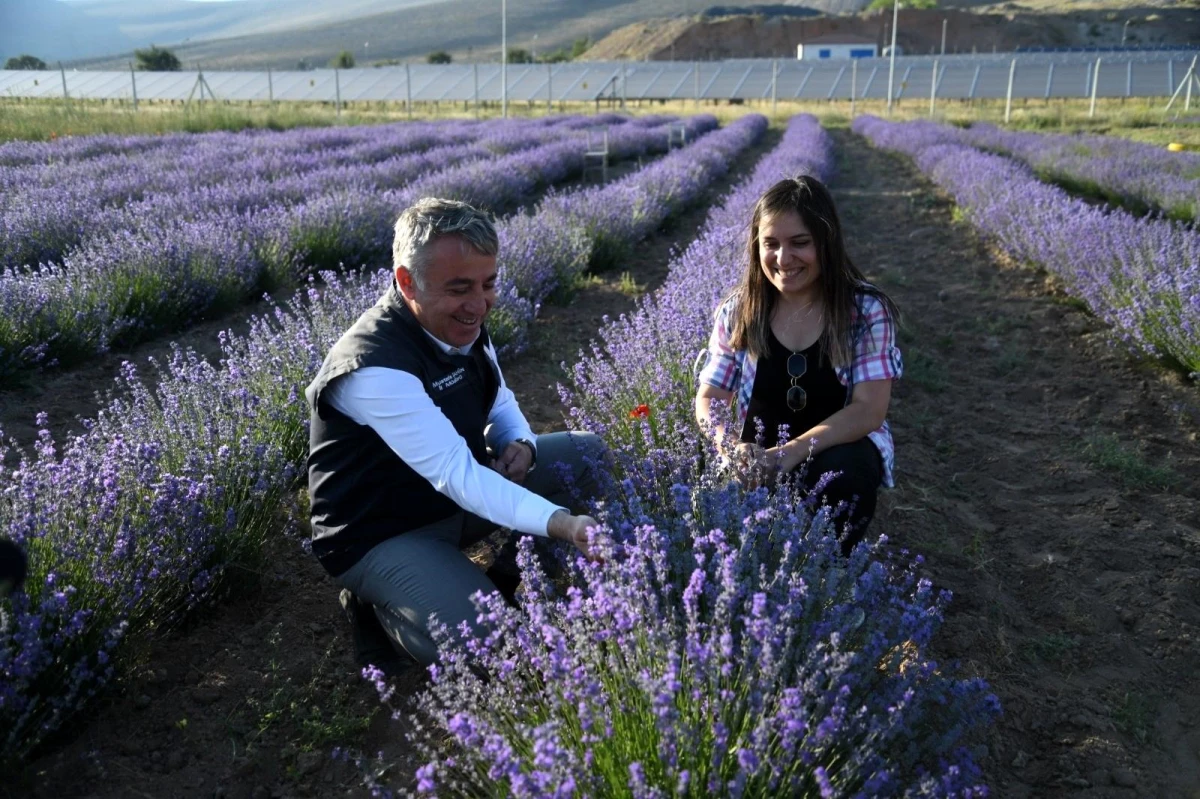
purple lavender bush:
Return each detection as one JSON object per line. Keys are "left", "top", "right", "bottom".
{"left": 853, "top": 115, "right": 1200, "bottom": 376}
{"left": 958, "top": 123, "right": 1200, "bottom": 224}
{"left": 396, "top": 477, "right": 998, "bottom": 797}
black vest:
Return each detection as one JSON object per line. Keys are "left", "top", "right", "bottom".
{"left": 305, "top": 281, "right": 500, "bottom": 576}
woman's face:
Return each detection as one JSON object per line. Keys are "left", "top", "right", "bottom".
{"left": 757, "top": 209, "right": 821, "bottom": 299}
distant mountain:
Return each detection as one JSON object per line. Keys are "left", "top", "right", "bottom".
{"left": 1, "top": 0, "right": 437, "bottom": 64}
{"left": 55, "top": 0, "right": 823, "bottom": 70}
{"left": 0, "top": 0, "right": 136, "bottom": 62}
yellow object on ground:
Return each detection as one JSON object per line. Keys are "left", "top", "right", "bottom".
{"left": 1167, "top": 142, "right": 1188, "bottom": 152}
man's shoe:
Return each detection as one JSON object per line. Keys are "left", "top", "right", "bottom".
{"left": 338, "top": 589, "right": 415, "bottom": 678}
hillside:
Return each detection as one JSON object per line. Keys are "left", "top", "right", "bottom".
{"left": 19, "top": 0, "right": 1200, "bottom": 71}
{"left": 60, "top": 0, "right": 796, "bottom": 71}
{"left": 585, "top": 4, "right": 1200, "bottom": 61}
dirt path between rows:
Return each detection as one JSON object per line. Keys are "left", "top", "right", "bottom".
{"left": 831, "top": 128, "right": 1200, "bottom": 798}
{"left": 10, "top": 127, "right": 781, "bottom": 799}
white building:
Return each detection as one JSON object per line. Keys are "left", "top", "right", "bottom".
{"left": 796, "top": 35, "right": 878, "bottom": 61}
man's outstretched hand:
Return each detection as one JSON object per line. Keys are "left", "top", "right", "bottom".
{"left": 546, "top": 510, "right": 604, "bottom": 561}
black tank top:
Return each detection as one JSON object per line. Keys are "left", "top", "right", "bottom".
{"left": 741, "top": 331, "right": 847, "bottom": 446}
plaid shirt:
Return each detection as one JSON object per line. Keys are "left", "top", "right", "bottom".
{"left": 697, "top": 290, "right": 904, "bottom": 487}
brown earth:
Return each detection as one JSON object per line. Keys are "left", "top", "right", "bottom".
{"left": 584, "top": 6, "right": 1200, "bottom": 61}
{"left": 6, "top": 125, "right": 782, "bottom": 799}
{"left": 7, "top": 118, "right": 1200, "bottom": 797}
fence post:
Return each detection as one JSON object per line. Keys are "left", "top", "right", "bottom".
{"left": 1187, "top": 61, "right": 1195, "bottom": 111}
{"left": 268, "top": 67, "right": 274, "bottom": 107}
{"left": 1004, "top": 58, "right": 1016, "bottom": 123}
{"left": 694, "top": 61, "right": 700, "bottom": 108}
{"left": 1089, "top": 57, "right": 1101, "bottom": 118}
{"left": 1164, "top": 55, "right": 1196, "bottom": 112}
{"left": 1126, "top": 60, "right": 1132, "bottom": 98}
{"left": 620, "top": 61, "right": 627, "bottom": 111}
{"left": 771, "top": 59, "right": 778, "bottom": 115}
{"left": 59, "top": 61, "right": 69, "bottom": 101}
{"left": 129, "top": 62, "right": 138, "bottom": 111}
{"left": 405, "top": 63, "right": 413, "bottom": 120}
{"left": 473, "top": 62, "right": 479, "bottom": 119}
{"left": 850, "top": 59, "right": 857, "bottom": 117}
{"left": 547, "top": 62, "right": 553, "bottom": 113}
{"left": 335, "top": 67, "right": 342, "bottom": 119}
{"left": 929, "top": 59, "right": 938, "bottom": 117}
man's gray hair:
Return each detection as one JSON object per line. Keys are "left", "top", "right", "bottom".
{"left": 392, "top": 198, "right": 499, "bottom": 289}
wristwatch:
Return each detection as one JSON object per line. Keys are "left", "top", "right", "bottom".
{"left": 514, "top": 438, "right": 537, "bottom": 472}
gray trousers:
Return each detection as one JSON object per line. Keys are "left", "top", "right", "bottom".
{"left": 335, "top": 431, "right": 604, "bottom": 667}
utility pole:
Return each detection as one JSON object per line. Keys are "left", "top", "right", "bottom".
{"left": 941, "top": 18, "right": 947, "bottom": 56}
{"left": 501, "top": 0, "right": 508, "bottom": 118}
{"left": 886, "top": 0, "right": 899, "bottom": 114}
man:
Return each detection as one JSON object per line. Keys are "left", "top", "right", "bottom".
{"left": 306, "top": 197, "right": 603, "bottom": 672}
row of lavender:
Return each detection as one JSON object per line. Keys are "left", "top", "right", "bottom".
{"left": 393, "top": 116, "right": 999, "bottom": 796}
{"left": 2, "top": 113, "right": 674, "bottom": 271}
{"left": 954, "top": 123, "right": 1200, "bottom": 223}
{"left": 3, "top": 116, "right": 561, "bottom": 270}
{"left": 0, "top": 115, "right": 706, "bottom": 381}
{"left": 0, "top": 112, "right": 650, "bottom": 171}
{"left": 854, "top": 116, "right": 1200, "bottom": 376}
{"left": 0, "top": 115, "right": 755, "bottom": 763}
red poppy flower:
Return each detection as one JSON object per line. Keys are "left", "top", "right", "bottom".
{"left": 629, "top": 404, "right": 651, "bottom": 419}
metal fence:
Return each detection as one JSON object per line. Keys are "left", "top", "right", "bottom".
{"left": 1, "top": 50, "right": 1196, "bottom": 106}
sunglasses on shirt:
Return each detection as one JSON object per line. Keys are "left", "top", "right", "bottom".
{"left": 787, "top": 351, "right": 807, "bottom": 412}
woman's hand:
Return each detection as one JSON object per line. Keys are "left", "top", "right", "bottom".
{"left": 765, "top": 443, "right": 802, "bottom": 475}
{"left": 731, "top": 442, "right": 781, "bottom": 489}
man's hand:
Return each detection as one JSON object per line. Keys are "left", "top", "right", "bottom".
{"left": 546, "top": 510, "right": 604, "bottom": 561}
{"left": 492, "top": 441, "right": 534, "bottom": 483}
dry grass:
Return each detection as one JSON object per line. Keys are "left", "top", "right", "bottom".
{"left": 1, "top": 94, "right": 1196, "bottom": 147}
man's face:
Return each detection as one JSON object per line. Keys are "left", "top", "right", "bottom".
{"left": 396, "top": 235, "right": 497, "bottom": 348}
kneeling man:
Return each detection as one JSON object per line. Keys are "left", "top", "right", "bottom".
{"left": 306, "top": 197, "right": 602, "bottom": 670}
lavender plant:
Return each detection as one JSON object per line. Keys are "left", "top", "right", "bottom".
{"left": 398, "top": 475, "right": 997, "bottom": 797}
{"left": 957, "top": 123, "right": 1200, "bottom": 224}
{"left": 853, "top": 115, "right": 1200, "bottom": 376}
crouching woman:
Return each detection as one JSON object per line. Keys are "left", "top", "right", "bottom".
{"left": 695, "top": 176, "right": 903, "bottom": 554}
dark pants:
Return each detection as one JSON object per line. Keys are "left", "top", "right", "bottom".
{"left": 334, "top": 431, "right": 604, "bottom": 667}
{"left": 793, "top": 438, "right": 883, "bottom": 555}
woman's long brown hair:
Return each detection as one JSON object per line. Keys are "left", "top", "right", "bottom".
{"left": 726, "top": 175, "right": 900, "bottom": 368}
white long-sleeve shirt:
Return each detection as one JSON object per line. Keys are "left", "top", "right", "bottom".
{"left": 323, "top": 332, "right": 562, "bottom": 537}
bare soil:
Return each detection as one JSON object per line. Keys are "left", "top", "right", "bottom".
{"left": 7, "top": 128, "right": 781, "bottom": 799}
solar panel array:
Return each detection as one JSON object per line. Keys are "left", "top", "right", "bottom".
{"left": 1, "top": 51, "right": 1195, "bottom": 104}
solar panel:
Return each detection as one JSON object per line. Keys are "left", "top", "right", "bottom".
{"left": 1, "top": 50, "right": 1195, "bottom": 105}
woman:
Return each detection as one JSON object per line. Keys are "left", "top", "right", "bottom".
{"left": 695, "top": 176, "right": 903, "bottom": 553}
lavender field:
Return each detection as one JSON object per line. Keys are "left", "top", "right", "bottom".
{"left": 852, "top": 116, "right": 1200, "bottom": 377}
{"left": 0, "top": 113, "right": 715, "bottom": 382}
{"left": 4, "top": 109, "right": 1200, "bottom": 798}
